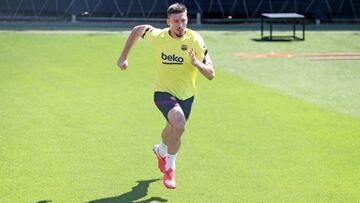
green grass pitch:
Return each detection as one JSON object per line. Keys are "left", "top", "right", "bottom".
{"left": 1, "top": 27, "right": 360, "bottom": 202}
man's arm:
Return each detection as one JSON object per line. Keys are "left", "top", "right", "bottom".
{"left": 189, "top": 48, "right": 215, "bottom": 80}
{"left": 117, "top": 25, "right": 153, "bottom": 70}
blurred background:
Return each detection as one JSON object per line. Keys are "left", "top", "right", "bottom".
{"left": 0, "top": 0, "right": 359, "bottom": 24}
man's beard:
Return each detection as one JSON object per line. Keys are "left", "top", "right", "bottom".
{"left": 175, "top": 33, "right": 184, "bottom": 37}
{"left": 175, "top": 28, "right": 186, "bottom": 37}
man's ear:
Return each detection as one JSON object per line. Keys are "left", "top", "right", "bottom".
{"left": 166, "top": 18, "right": 170, "bottom": 26}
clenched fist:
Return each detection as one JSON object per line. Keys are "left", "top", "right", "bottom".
{"left": 117, "top": 57, "right": 128, "bottom": 70}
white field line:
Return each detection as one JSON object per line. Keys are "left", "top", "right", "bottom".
{"left": 0, "top": 30, "right": 131, "bottom": 35}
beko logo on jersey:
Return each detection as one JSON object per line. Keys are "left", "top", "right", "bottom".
{"left": 161, "top": 52, "right": 184, "bottom": 65}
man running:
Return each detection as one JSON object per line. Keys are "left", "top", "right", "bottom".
{"left": 117, "top": 3, "right": 215, "bottom": 189}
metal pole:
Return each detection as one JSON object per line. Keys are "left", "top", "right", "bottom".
{"left": 302, "top": 21, "right": 305, "bottom": 40}
{"left": 261, "top": 17, "right": 264, "bottom": 39}
{"left": 293, "top": 22, "right": 296, "bottom": 39}
{"left": 196, "top": 12, "right": 201, "bottom": 25}
{"left": 71, "top": 14, "right": 76, "bottom": 23}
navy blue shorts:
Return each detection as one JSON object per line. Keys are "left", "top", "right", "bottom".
{"left": 154, "top": 92, "right": 194, "bottom": 121}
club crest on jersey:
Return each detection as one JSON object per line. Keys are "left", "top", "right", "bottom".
{"left": 181, "top": 44, "right": 188, "bottom": 51}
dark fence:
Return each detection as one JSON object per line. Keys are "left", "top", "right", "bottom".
{"left": 0, "top": 0, "right": 359, "bottom": 21}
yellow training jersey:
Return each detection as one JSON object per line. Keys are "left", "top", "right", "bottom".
{"left": 142, "top": 27, "right": 208, "bottom": 100}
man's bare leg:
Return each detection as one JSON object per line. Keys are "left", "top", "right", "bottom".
{"left": 162, "top": 106, "right": 186, "bottom": 189}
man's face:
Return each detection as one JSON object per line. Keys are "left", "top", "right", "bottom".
{"left": 167, "top": 12, "right": 188, "bottom": 38}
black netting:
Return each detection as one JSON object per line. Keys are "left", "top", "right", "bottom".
{"left": 0, "top": 0, "right": 359, "bottom": 20}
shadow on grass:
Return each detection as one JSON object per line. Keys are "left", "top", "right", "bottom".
{"left": 87, "top": 178, "right": 167, "bottom": 203}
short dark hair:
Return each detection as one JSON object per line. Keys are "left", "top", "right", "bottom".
{"left": 167, "top": 3, "right": 187, "bottom": 16}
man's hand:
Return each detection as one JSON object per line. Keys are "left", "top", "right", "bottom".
{"left": 188, "top": 48, "right": 215, "bottom": 80}
{"left": 188, "top": 48, "right": 199, "bottom": 66}
{"left": 117, "top": 56, "right": 128, "bottom": 70}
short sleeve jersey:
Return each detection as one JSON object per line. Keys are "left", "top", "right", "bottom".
{"left": 143, "top": 27, "right": 208, "bottom": 100}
